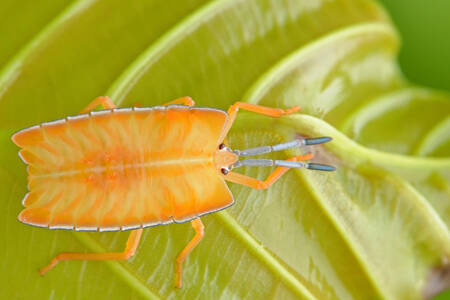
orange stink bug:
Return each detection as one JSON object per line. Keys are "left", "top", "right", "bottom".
{"left": 12, "top": 96, "right": 334, "bottom": 288}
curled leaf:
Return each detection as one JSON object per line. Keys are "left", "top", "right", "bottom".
{"left": 0, "top": 0, "right": 449, "bottom": 299}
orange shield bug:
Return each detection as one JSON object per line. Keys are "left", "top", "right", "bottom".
{"left": 12, "top": 96, "right": 334, "bottom": 288}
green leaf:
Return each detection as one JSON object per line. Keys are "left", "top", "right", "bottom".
{"left": 1, "top": 0, "right": 449, "bottom": 299}
{"left": 340, "top": 87, "right": 450, "bottom": 156}
{"left": 0, "top": 0, "right": 73, "bottom": 68}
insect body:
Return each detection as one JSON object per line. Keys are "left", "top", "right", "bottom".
{"left": 12, "top": 96, "right": 334, "bottom": 288}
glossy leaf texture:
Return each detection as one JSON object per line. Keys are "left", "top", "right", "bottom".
{"left": 0, "top": 0, "right": 449, "bottom": 299}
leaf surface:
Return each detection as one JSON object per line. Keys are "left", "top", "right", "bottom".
{"left": 0, "top": 0, "right": 449, "bottom": 299}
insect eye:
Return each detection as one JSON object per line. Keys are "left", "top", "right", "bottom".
{"left": 219, "top": 143, "right": 226, "bottom": 150}
{"left": 221, "top": 168, "right": 229, "bottom": 175}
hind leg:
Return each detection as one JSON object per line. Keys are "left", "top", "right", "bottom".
{"left": 162, "top": 96, "right": 195, "bottom": 106}
{"left": 80, "top": 96, "right": 116, "bottom": 113}
{"left": 40, "top": 229, "right": 143, "bottom": 275}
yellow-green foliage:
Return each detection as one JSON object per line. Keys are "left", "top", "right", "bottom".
{"left": 0, "top": 0, "right": 449, "bottom": 299}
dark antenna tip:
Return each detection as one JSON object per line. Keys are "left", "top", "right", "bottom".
{"left": 304, "top": 137, "right": 332, "bottom": 146}
{"left": 306, "top": 163, "right": 336, "bottom": 172}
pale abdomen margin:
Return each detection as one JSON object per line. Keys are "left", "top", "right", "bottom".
{"left": 12, "top": 105, "right": 234, "bottom": 231}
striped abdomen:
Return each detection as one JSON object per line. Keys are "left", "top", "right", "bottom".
{"left": 12, "top": 106, "right": 233, "bottom": 231}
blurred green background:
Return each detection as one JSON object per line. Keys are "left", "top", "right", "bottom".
{"left": 379, "top": 0, "right": 450, "bottom": 91}
{"left": 382, "top": 3, "right": 450, "bottom": 299}
{"left": 383, "top": 4, "right": 450, "bottom": 299}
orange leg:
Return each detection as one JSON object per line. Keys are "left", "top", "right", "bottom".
{"left": 80, "top": 96, "right": 117, "bottom": 113}
{"left": 218, "top": 102, "right": 300, "bottom": 142}
{"left": 133, "top": 96, "right": 195, "bottom": 107}
{"left": 163, "top": 96, "right": 195, "bottom": 106}
{"left": 40, "top": 229, "right": 143, "bottom": 275}
{"left": 175, "top": 218, "right": 204, "bottom": 288}
{"left": 223, "top": 153, "right": 313, "bottom": 189}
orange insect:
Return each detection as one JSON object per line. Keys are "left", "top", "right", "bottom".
{"left": 12, "top": 96, "right": 334, "bottom": 288}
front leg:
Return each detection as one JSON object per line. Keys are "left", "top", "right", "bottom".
{"left": 223, "top": 154, "right": 314, "bottom": 189}
{"left": 218, "top": 102, "right": 300, "bottom": 142}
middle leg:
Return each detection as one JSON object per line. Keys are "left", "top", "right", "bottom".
{"left": 133, "top": 96, "right": 195, "bottom": 107}
{"left": 175, "top": 218, "right": 204, "bottom": 288}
